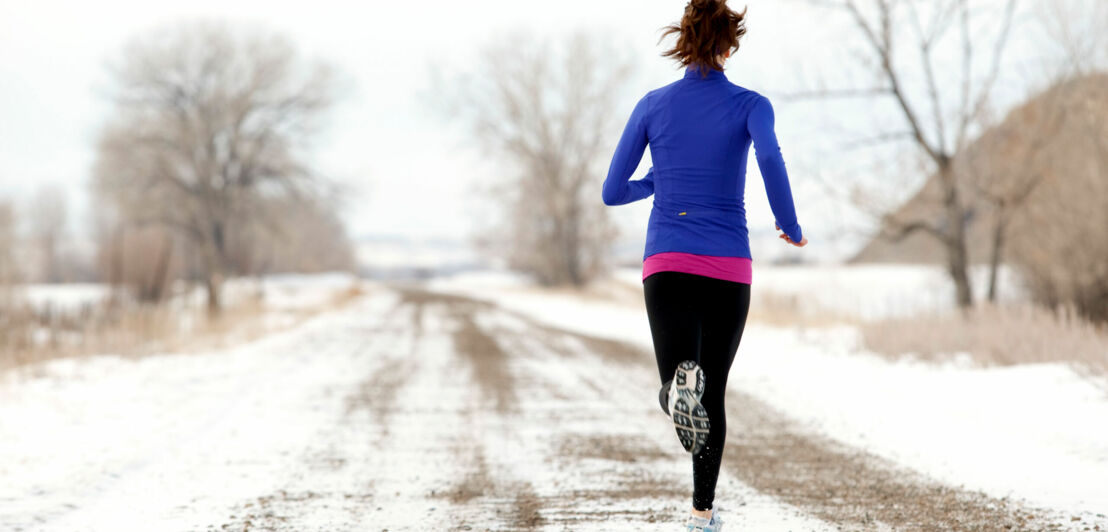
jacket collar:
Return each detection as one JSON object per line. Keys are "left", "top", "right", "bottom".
{"left": 683, "top": 64, "right": 727, "bottom": 80}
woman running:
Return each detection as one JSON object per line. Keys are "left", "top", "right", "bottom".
{"left": 601, "top": 1, "right": 808, "bottom": 530}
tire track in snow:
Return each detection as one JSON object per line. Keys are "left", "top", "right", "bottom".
{"left": 343, "top": 295, "right": 430, "bottom": 431}
{"left": 470, "top": 306, "right": 686, "bottom": 529}
{"left": 213, "top": 285, "right": 542, "bottom": 531}
{"left": 213, "top": 292, "right": 417, "bottom": 531}
{"left": 394, "top": 287, "right": 544, "bottom": 531}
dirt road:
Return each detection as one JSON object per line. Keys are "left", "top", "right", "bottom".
{"left": 8, "top": 283, "right": 1076, "bottom": 531}
{"left": 219, "top": 284, "right": 1072, "bottom": 531}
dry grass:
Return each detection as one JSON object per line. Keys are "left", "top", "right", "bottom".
{"left": 1, "top": 282, "right": 366, "bottom": 372}
{"left": 493, "top": 275, "right": 648, "bottom": 310}
{"left": 748, "top": 291, "right": 857, "bottom": 328}
{"left": 862, "top": 303, "right": 1108, "bottom": 375}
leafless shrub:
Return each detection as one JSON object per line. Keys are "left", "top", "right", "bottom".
{"left": 94, "top": 221, "right": 179, "bottom": 304}
{"left": 222, "top": 194, "right": 355, "bottom": 275}
{"left": 954, "top": 81, "right": 1069, "bottom": 303}
{"left": 26, "top": 185, "right": 69, "bottom": 283}
{"left": 1004, "top": 74, "right": 1108, "bottom": 323}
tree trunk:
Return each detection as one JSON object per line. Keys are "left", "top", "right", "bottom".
{"left": 941, "top": 166, "right": 974, "bottom": 308}
{"left": 150, "top": 235, "right": 174, "bottom": 303}
{"left": 565, "top": 201, "right": 583, "bottom": 287}
{"left": 202, "top": 224, "right": 226, "bottom": 316}
{"left": 948, "top": 236, "right": 974, "bottom": 308}
{"left": 206, "top": 269, "right": 223, "bottom": 316}
{"left": 987, "top": 211, "right": 1007, "bottom": 303}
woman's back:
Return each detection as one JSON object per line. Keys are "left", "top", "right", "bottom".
{"left": 646, "top": 67, "right": 761, "bottom": 208}
{"left": 602, "top": 65, "right": 803, "bottom": 260}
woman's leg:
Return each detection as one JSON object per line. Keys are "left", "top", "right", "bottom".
{"left": 643, "top": 271, "right": 751, "bottom": 511}
{"left": 644, "top": 271, "right": 701, "bottom": 387}
{"left": 690, "top": 277, "right": 750, "bottom": 511}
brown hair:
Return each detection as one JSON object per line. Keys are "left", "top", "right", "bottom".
{"left": 659, "top": 0, "right": 748, "bottom": 78}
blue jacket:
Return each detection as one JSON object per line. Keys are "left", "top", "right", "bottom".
{"left": 602, "top": 65, "right": 803, "bottom": 261}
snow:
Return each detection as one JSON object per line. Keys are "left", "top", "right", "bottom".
{"left": 429, "top": 267, "right": 1108, "bottom": 523}
{"left": 3, "top": 265, "right": 1106, "bottom": 530}
{"left": 19, "top": 283, "right": 109, "bottom": 313}
{"left": 250, "top": 271, "right": 361, "bottom": 309}
{"left": 0, "top": 290, "right": 399, "bottom": 531}
{"left": 0, "top": 279, "right": 838, "bottom": 530}
{"left": 730, "top": 325, "right": 1108, "bottom": 516}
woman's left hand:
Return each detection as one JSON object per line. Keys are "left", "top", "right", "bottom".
{"left": 776, "top": 223, "right": 808, "bottom": 247}
{"left": 779, "top": 233, "right": 808, "bottom": 247}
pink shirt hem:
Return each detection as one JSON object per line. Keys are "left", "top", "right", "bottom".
{"left": 642, "top": 252, "right": 752, "bottom": 284}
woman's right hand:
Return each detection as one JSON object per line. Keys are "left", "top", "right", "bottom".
{"left": 776, "top": 223, "right": 808, "bottom": 248}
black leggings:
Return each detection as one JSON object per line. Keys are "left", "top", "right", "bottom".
{"left": 643, "top": 270, "right": 751, "bottom": 511}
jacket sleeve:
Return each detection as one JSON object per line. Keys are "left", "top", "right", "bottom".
{"left": 748, "top": 95, "right": 803, "bottom": 243}
{"left": 602, "top": 94, "right": 654, "bottom": 206}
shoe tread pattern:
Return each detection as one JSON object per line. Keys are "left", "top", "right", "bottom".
{"left": 672, "top": 360, "right": 710, "bottom": 454}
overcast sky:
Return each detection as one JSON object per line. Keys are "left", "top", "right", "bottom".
{"left": 0, "top": 0, "right": 1071, "bottom": 261}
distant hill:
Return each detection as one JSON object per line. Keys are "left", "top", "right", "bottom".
{"left": 851, "top": 72, "right": 1108, "bottom": 264}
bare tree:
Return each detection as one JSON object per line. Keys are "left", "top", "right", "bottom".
{"left": 1005, "top": 72, "right": 1108, "bottom": 323}
{"left": 955, "top": 0, "right": 1103, "bottom": 304}
{"left": 1042, "top": 0, "right": 1108, "bottom": 75}
{"left": 957, "top": 94, "right": 1066, "bottom": 302}
{"left": 996, "top": 0, "right": 1108, "bottom": 321}
{"left": 223, "top": 194, "right": 355, "bottom": 275}
{"left": 435, "top": 30, "right": 633, "bottom": 287}
{"left": 92, "top": 21, "right": 336, "bottom": 313}
{"left": 28, "top": 185, "right": 68, "bottom": 283}
{"left": 0, "top": 201, "right": 18, "bottom": 294}
{"left": 799, "top": 0, "right": 1018, "bottom": 308}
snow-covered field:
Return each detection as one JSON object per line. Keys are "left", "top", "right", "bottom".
{"left": 2, "top": 265, "right": 1105, "bottom": 531}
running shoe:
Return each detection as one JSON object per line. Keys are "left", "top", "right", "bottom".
{"left": 659, "top": 378, "right": 673, "bottom": 415}
{"left": 684, "top": 506, "right": 723, "bottom": 531}
{"left": 668, "top": 360, "right": 709, "bottom": 454}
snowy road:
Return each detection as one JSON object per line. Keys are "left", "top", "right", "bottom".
{"left": 1, "top": 282, "right": 1100, "bottom": 531}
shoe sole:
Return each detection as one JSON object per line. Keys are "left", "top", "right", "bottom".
{"left": 671, "top": 360, "right": 709, "bottom": 454}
